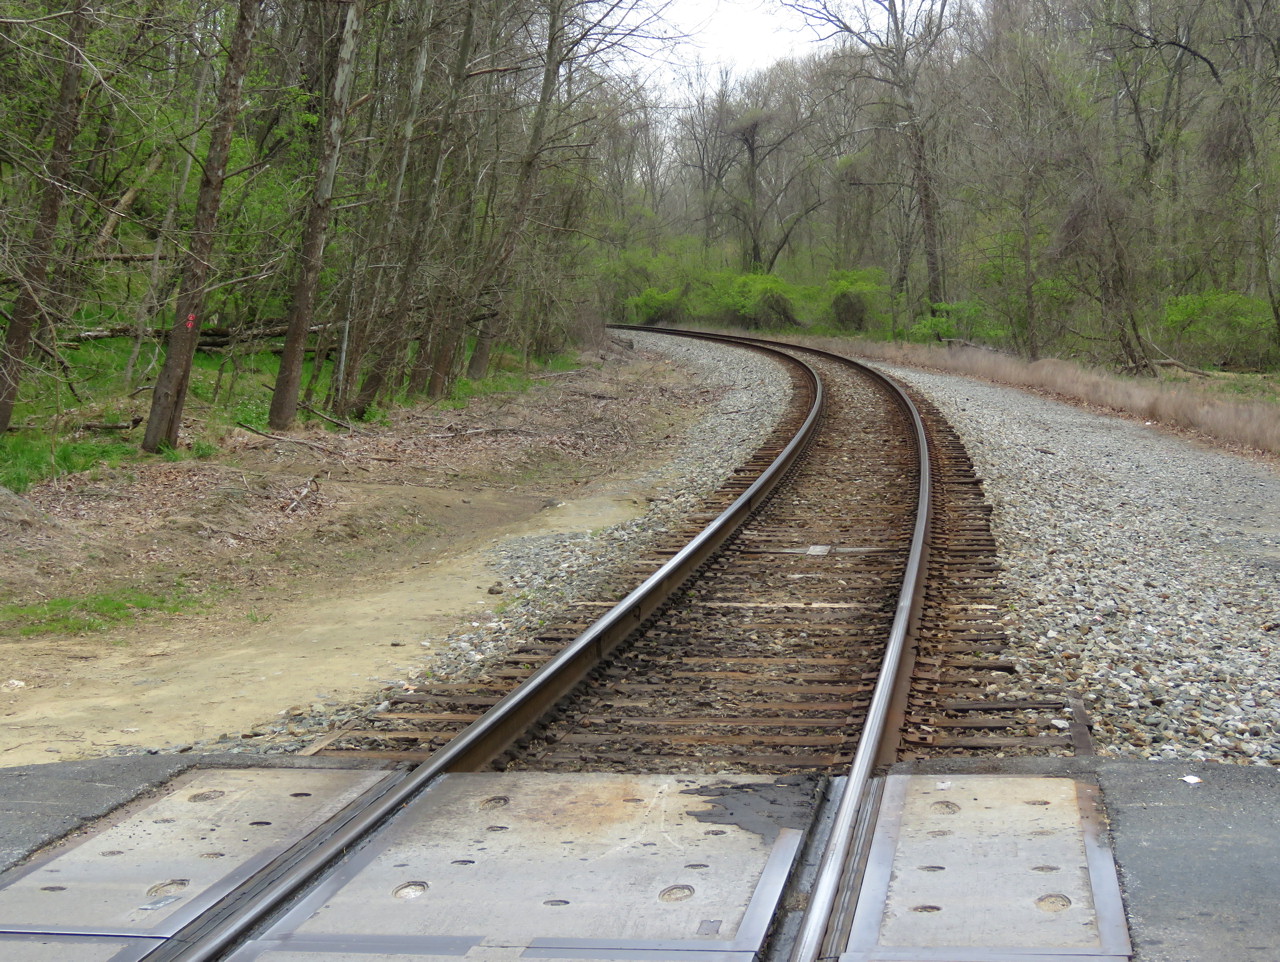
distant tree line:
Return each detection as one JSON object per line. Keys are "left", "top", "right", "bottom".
{"left": 2, "top": 0, "right": 1276, "bottom": 450}
{"left": 606, "top": 0, "right": 1280, "bottom": 371}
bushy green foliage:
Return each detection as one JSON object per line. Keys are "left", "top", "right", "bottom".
{"left": 694, "top": 273, "right": 801, "bottom": 328}
{"left": 626, "top": 286, "right": 686, "bottom": 326}
{"left": 906, "top": 312, "right": 957, "bottom": 343}
{"left": 609, "top": 252, "right": 892, "bottom": 335}
{"left": 822, "top": 270, "right": 891, "bottom": 334}
{"left": 1159, "top": 291, "right": 1276, "bottom": 369}
{"left": 929, "top": 300, "right": 1011, "bottom": 344}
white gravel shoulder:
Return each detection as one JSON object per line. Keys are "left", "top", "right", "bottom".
{"left": 876, "top": 364, "right": 1280, "bottom": 766}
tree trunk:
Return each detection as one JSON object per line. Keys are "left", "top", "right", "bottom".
{"left": 0, "top": 6, "right": 90, "bottom": 434}
{"left": 269, "top": 0, "right": 365, "bottom": 430}
{"left": 143, "top": 0, "right": 263, "bottom": 452}
{"left": 427, "top": 322, "right": 465, "bottom": 399}
{"left": 907, "top": 116, "right": 945, "bottom": 309}
{"left": 465, "top": 314, "right": 498, "bottom": 380}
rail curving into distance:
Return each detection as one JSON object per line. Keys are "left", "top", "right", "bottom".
{"left": 629, "top": 327, "right": 933, "bottom": 961}
{"left": 147, "top": 328, "right": 932, "bottom": 961}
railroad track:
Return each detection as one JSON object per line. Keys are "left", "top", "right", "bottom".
{"left": 308, "top": 341, "right": 925, "bottom": 774}
{"left": 25, "top": 329, "right": 1096, "bottom": 961}
{"left": 298, "top": 331, "right": 1087, "bottom": 771}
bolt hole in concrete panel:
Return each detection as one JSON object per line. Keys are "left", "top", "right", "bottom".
{"left": 0, "top": 768, "right": 394, "bottom": 938}
{"left": 146, "top": 880, "right": 189, "bottom": 898}
{"left": 844, "top": 775, "right": 1131, "bottom": 960}
{"left": 1036, "top": 894, "right": 1072, "bottom": 912}
{"left": 228, "top": 773, "right": 817, "bottom": 960}
{"left": 659, "top": 885, "right": 695, "bottom": 902}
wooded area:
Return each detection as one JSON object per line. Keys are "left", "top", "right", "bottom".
{"left": 1, "top": 0, "right": 1277, "bottom": 447}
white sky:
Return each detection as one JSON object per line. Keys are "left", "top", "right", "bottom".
{"left": 660, "top": 0, "right": 826, "bottom": 75}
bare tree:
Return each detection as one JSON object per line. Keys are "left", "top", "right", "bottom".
{"left": 143, "top": 0, "right": 265, "bottom": 451}
{"left": 785, "top": 0, "right": 951, "bottom": 307}
{"left": 0, "top": 5, "right": 91, "bottom": 434}
{"left": 269, "top": 0, "right": 366, "bottom": 430}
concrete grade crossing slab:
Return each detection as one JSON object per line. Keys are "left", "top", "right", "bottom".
{"left": 843, "top": 774, "right": 1130, "bottom": 962}
{"left": 0, "top": 932, "right": 154, "bottom": 961}
{"left": 231, "top": 772, "right": 820, "bottom": 962}
{"left": 0, "top": 767, "right": 397, "bottom": 950}
{"left": 1, "top": 756, "right": 1277, "bottom": 960}
{"left": 887, "top": 758, "right": 1280, "bottom": 962}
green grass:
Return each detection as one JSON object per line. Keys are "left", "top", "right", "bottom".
{"left": 0, "top": 589, "right": 194, "bottom": 636}
{"left": 2, "top": 331, "right": 587, "bottom": 491}
{"left": 0, "top": 433, "right": 136, "bottom": 494}
{"left": 1201, "top": 373, "right": 1280, "bottom": 404}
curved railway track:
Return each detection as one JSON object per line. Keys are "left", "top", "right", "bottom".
{"left": 309, "top": 338, "right": 925, "bottom": 775}
{"left": 106, "top": 329, "right": 1091, "bottom": 960}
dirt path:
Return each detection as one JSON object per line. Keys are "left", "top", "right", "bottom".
{"left": 0, "top": 345, "right": 703, "bottom": 766}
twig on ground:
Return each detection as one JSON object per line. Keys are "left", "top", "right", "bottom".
{"left": 300, "top": 401, "right": 368, "bottom": 433}
{"left": 235, "top": 422, "right": 342, "bottom": 456}
{"left": 284, "top": 474, "right": 321, "bottom": 514}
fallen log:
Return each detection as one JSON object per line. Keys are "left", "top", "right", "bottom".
{"left": 82, "top": 415, "right": 143, "bottom": 432}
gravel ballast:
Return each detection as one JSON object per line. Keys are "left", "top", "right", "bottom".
{"left": 877, "top": 364, "right": 1280, "bottom": 766}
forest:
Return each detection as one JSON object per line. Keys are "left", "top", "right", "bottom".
{"left": 1, "top": 0, "right": 1278, "bottom": 470}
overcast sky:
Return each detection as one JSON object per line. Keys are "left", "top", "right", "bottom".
{"left": 661, "top": 0, "right": 825, "bottom": 75}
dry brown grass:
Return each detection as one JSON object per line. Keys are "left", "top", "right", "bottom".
{"left": 788, "top": 336, "right": 1280, "bottom": 458}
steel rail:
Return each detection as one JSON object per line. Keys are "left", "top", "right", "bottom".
{"left": 145, "top": 334, "right": 823, "bottom": 962}
{"left": 649, "top": 328, "right": 933, "bottom": 962}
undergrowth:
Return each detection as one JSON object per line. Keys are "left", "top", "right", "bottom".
{"left": 2, "top": 337, "right": 583, "bottom": 494}
{"left": 0, "top": 589, "right": 194, "bottom": 636}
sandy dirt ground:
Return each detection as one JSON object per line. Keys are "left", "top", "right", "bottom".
{"left": 0, "top": 343, "right": 707, "bottom": 766}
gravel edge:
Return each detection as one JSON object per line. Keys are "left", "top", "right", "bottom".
{"left": 876, "top": 363, "right": 1280, "bottom": 766}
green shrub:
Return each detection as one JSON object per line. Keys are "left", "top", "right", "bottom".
{"left": 625, "top": 286, "right": 686, "bottom": 326}
{"left": 931, "top": 300, "right": 1011, "bottom": 344}
{"left": 906, "top": 312, "right": 957, "bottom": 343}
{"left": 692, "top": 273, "right": 802, "bottom": 329}
{"left": 1160, "top": 291, "right": 1275, "bottom": 369}
{"left": 831, "top": 289, "right": 868, "bottom": 331}
{"left": 823, "top": 269, "right": 891, "bottom": 334}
